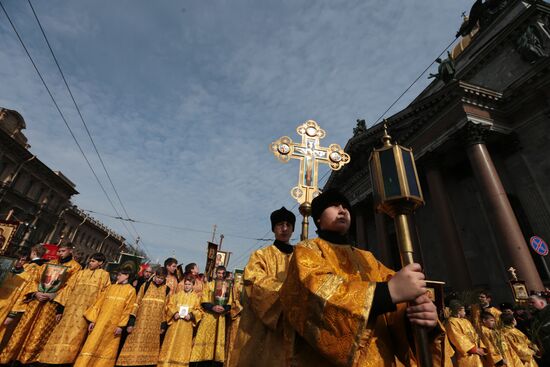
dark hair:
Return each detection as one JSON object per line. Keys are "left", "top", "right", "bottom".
{"left": 216, "top": 265, "right": 226, "bottom": 273}
{"left": 15, "top": 248, "right": 31, "bottom": 260}
{"left": 479, "top": 291, "right": 492, "bottom": 299}
{"left": 155, "top": 267, "right": 168, "bottom": 277}
{"left": 59, "top": 242, "right": 75, "bottom": 249}
{"left": 90, "top": 252, "right": 106, "bottom": 263}
{"left": 31, "top": 244, "right": 47, "bottom": 258}
{"left": 500, "top": 313, "right": 515, "bottom": 326}
{"left": 183, "top": 275, "right": 196, "bottom": 285}
{"left": 164, "top": 257, "right": 178, "bottom": 267}
{"left": 184, "top": 262, "right": 197, "bottom": 273}
{"left": 481, "top": 311, "right": 495, "bottom": 321}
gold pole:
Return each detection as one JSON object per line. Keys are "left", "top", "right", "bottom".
{"left": 394, "top": 213, "right": 432, "bottom": 367}
{"left": 299, "top": 202, "right": 311, "bottom": 241}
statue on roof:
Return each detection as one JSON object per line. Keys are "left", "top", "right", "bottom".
{"left": 429, "top": 52, "right": 456, "bottom": 84}
{"left": 353, "top": 119, "right": 367, "bottom": 136}
{"left": 456, "top": 0, "right": 509, "bottom": 38}
{"left": 516, "top": 24, "right": 548, "bottom": 63}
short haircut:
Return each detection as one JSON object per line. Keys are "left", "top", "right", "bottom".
{"left": 500, "top": 313, "right": 515, "bottom": 326}
{"left": 530, "top": 294, "right": 548, "bottom": 304}
{"left": 481, "top": 311, "right": 495, "bottom": 321}
{"left": 216, "top": 265, "right": 226, "bottom": 273}
{"left": 184, "top": 275, "right": 196, "bottom": 284}
{"left": 479, "top": 291, "right": 492, "bottom": 299}
{"left": 15, "top": 248, "right": 31, "bottom": 260}
{"left": 118, "top": 268, "right": 135, "bottom": 282}
{"left": 184, "top": 263, "right": 197, "bottom": 273}
{"left": 90, "top": 252, "right": 106, "bottom": 263}
{"left": 31, "top": 244, "right": 47, "bottom": 258}
{"left": 155, "top": 267, "right": 168, "bottom": 277}
{"left": 59, "top": 242, "right": 74, "bottom": 249}
{"left": 164, "top": 257, "right": 177, "bottom": 267}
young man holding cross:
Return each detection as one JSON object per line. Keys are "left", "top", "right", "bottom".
{"left": 280, "top": 189, "right": 451, "bottom": 366}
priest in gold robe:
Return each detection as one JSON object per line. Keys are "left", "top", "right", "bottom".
{"left": 164, "top": 258, "right": 179, "bottom": 295}
{"left": 0, "top": 242, "right": 81, "bottom": 365}
{"left": 280, "top": 189, "right": 451, "bottom": 366}
{"left": 38, "top": 252, "right": 111, "bottom": 365}
{"left": 158, "top": 275, "right": 203, "bottom": 366}
{"left": 228, "top": 206, "right": 296, "bottom": 367}
{"left": 480, "top": 311, "right": 523, "bottom": 367}
{"left": 74, "top": 268, "right": 137, "bottom": 367}
{"left": 445, "top": 300, "right": 486, "bottom": 367}
{"left": 190, "top": 265, "right": 232, "bottom": 366}
{"left": 117, "top": 267, "right": 170, "bottom": 366}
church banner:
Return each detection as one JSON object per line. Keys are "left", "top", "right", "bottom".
{"left": 0, "top": 220, "right": 19, "bottom": 254}
{"left": 205, "top": 242, "right": 218, "bottom": 278}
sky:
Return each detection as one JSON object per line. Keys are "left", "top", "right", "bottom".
{"left": 0, "top": 0, "right": 472, "bottom": 269}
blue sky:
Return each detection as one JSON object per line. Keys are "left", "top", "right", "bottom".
{"left": 0, "top": 0, "right": 471, "bottom": 269}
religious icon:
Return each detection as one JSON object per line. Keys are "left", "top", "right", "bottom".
{"left": 205, "top": 242, "right": 218, "bottom": 278}
{"left": 215, "top": 251, "right": 227, "bottom": 267}
{"left": 178, "top": 305, "right": 189, "bottom": 318}
{"left": 118, "top": 252, "right": 144, "bottom": 275}
{"left": 214, "top": 279, "right": 231, "bottom": 306}
{"left": 510, "top": 280, "right": 529, "bottom": 301}
{"left": 0, "top": 256, "right": 16, "bottom": 286}
{"left": 38, "top": 264, "right": 69, "bottom": 293}
{"left": 0, "top": 221, "right": 19, "bottom": 254}
{"left": 106, "top": 262, "right": 119, "bottom": 283}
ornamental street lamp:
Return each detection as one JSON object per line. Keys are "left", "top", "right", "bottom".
{"left": 369, "top": 122, "right": 431, "bottom": 367}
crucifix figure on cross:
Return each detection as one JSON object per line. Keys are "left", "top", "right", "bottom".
{"left": 270, "top": 120, "right": 350, "bottom": 239}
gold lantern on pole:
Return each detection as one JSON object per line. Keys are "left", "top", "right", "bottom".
{"left": 368, "top": 122, "right": 431, "bottom": 367}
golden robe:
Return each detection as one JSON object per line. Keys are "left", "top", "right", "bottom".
{"left": 158, "top": 290, "right": 203, "bottom": 367}
{"left": 189, "top": 280, "right": 232, "bottom": 363}
{"left": 445, "top": 316, "right": 484, "bottom": 367}
{"left": 280, "top": 237, "right": 451, "bottom": 367}
{"left": 38, "top": 268, "right": 111, "bottom": 364}
{"left": 502, "top": 326, "right": 538, "bottom": 367}
{"left": 480, "top": 325, "right": 523, "bottom": 367}
{"left": 228, "top": 244, "right": 293, "bottom": 367}
{"left": 225, "top": 278, "right": 244, "bottom": 363}
{"left": 74, "top": 283, "right": 136, "bottom": 367}
{"left": 0, "top": 264, "right": 35, "bottom": 350}
{"left": 117, "top": 282, "right": 169, "bottom": 366}
{"left": 166, "top": 274, "right": 178, "bottom": 295}
{"left": 0, "top": 258, "right": 81, "bottom": 364}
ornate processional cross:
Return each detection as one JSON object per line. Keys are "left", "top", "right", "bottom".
{"left": 270, "top": 120, "right": 350, "bottom": 239}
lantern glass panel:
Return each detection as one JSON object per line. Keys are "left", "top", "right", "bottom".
{"left": 379, "top": 149, "right": 401, "bottom": 197}
{"left": 401, "top": 149, "right": 420, "bottom": 197}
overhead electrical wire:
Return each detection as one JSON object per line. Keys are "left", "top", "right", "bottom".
{"left": 26, "top": 0, "right": 150, "bottom": 256}
{"left": 0, "top": 1, "right": 148, "bottom": 256}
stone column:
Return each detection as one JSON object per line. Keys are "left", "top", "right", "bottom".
{"left": 425, "top": 162, "right": 472, "bottom": 290}
{"left": 464, "top": 122, "right": 544, "bottom": 291}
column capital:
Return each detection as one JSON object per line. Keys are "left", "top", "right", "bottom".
{"left": 461, "top": 121, "right": 491, "bottom": 146}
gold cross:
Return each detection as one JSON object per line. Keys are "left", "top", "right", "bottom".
{"left": 271, "top": 120, "right": 350, "bottom": 205}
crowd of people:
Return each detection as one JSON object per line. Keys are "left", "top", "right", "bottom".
{"left": 0, "top": 188, "right": 550, "bottom": 366}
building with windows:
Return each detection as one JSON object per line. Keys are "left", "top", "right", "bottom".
{"left": 325, "top": 0, "right": 550, "bottom": 301}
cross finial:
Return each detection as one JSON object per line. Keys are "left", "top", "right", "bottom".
{"left": 381, "top": 119, "right": 392, "bottom": 147}
{"left": 508, "top": 266, "right": 518, "bottom": 281}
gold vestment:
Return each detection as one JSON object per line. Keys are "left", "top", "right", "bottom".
{"left": 158, "top": 290, "right": 203, "bottom": 367}
{"left": 74, "top": 283, "right": 136, "bottom": 367}
{"left": 480, "top": 325, "right": 523, "bottom": 367}
{"left": 0, "top": 258, "right": 81, "bottom": 364}
{"left": 166, "top": 274, "right": 178, "bottom": 295}
{"left": 280, "top": 237, "right": 451, "bottom": 367}
{"left": 117, "top": 282, "right": 169, "bottom": 366}
{"left": 228, "top": 244, "right": 293, "bottom": 367}
{"left": 502, "top": 326, "right": 538, "bottom": 367}
{"left": 189, "top": 280, "right": 232, "bottom": 363}
{"left": 445, "top": 316, "right": 484, "bottom": 367}
{"left": 38, "top": 268, "right": 111, "bottom": 364}
{"left": 0, "top": 265, "right": 33, "bottom": 347}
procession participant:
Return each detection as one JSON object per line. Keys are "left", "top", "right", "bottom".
{"left": 38, "top": 252, "right": 111, "bottom": 365}
{"left": 73, "top": 268, "right": 136, "bottom": 367}
{"left": 177, "top": 262, "right": 203, "bottom": 296}
{"left": 225, "top": 269, "right": 244, "bottom": 363}
{"left": 133, "top": 264, "right": 153, "bottom": 291}
{"left": 0, "top": 248, "right": 33, "bottom": 349}
{"left": 500, "top": 313, "right": 538, "bottom": 367}
{"left": 445, "top": 300, "right": 486, "bottom": 367}
{"left": 279, "top": 189, "right": 450, "bottom": 366}
{"left": 528, "top": 294, "right": 550, "bottom": 366}
{"left": 158, "top": 276, "right": 203, "bottom": 367}
{"left": 164, "top": 258, "right": 179, "bottom": 295}
{"left": 228, "top": 206, "right": 296, "bottom": 367}
{"left": 0, "top": 242, "right": 81, "bottom": 364}
{"left": 189, "top": 265, "right": 232, "bottom": 367}
{"left": 480, "top": 311, "right": 522, "bottom": 367}
{"left": 117, "top": 267, "right": 170, "bottom": 366}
